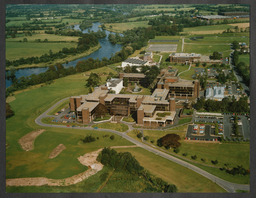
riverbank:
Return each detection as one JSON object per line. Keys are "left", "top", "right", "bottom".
{"left": 5, "top": 44, "right": 101, "bottom": 71}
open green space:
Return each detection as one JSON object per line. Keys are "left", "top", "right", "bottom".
{"left": 6, "top": 20, "right": 32, "bottom": 27}
{"left": 178, "top": 117, "right": 192, "bottom": 125}
{"left": 92, "top": 122, "right": 129, "bottom": 132}
{"left": 114, "top": 147, "right": 226, "bottom": 192}
{"left": 183, "top": 24, "right": 233, "bottom": 33}
{"left": 122, "top": 116, "right": 135, "bottom": 123}
{"left": 6, "top": 41, "right": 77, "bottom": 61}
{"left": 104, "top": 21, "right": 150, "bottom": 33}
{"left": 239, "top": 54, "right": 250, "bottom": 66}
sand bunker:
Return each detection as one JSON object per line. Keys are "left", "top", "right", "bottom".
{"left": 49, "top": 144, "right": 66, "bottom": 159}
{"left": 18, "top": 129, "right": 45, "bottom": 151}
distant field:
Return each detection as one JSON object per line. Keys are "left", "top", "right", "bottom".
{"left": 6, "top": 20, "right": 32, "bottom": 27}
{"left": 114, "top": 147, "right": 226, "bottom": 192}
{"left": 6, "top": 41, "right": 77, "bottom": 60}
{"left": 7, "top": 34, "right": 79, "bottom": 42}
{"left": 134, "top": 5, "right": 194, "bottom": 12}
{"left": 104, "top": 21, "right": 150, "bottom": 33}
{"left": 183, "top": 24, "right": 233, "bottom": 34}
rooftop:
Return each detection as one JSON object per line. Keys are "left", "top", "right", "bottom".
{"left": 107, "top": 78, "right": 123, "bottom": 88}
{"left": 85, "top": 87, "right": 109, "bottom": 101}
{"left": 170, "top": 53, "right": 201, "bottom": 58}
{"left": 77, "top": 102, "right": 99, "bottom": 112}
{"left": 143, "top": 111, "right": 176, "bottom": 122}
{"left": 139, "top": 104, "right": 156, "bottom": 114}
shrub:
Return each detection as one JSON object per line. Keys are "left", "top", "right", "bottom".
{"left": 137, "top": 133, "right": 142, "bottom": 138}
{"left": 201, "top": 158, "right": 206, "bottom": 162}
{"left": 150, "top": 140, "right": 155, "bottom": 144}
{"left": 191, "top": 155, "right": 197, "bottom": 160}
{"left": 143, "top": 136, "right": 149, "bottom": 141}
{"left": 173, "top": 148, "right": 180, "bottom": 154}
{"left": 182, "top": 153, "right": 188, "bottom": 157}
{"left": 211, "top": 160, "right": 218, "bottom": 165}
{"left": 110, "top": 135, "right": 115, "bottom": 140}
{"left": 82, "top": 135, "right": 96, "bottom": 143}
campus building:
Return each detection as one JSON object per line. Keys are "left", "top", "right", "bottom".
{"left": 205, "top": 86, "right": 225, "bottom": 101}
{"left": 119, "top": 73, "right": 146, "bottom": 83}
{"left": 70, "top": 86, "right": 176, "bottom": 127}
{"left": 169, "top": 53, "right": 201, "bottom": 64}
{"left": 157, "top": 75, "right": 200, "bottom": 100}
{"left": 121, "top": 58, "right": 149, "bottom": 68}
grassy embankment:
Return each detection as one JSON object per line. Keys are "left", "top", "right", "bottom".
{"left": 92, "top": 122, "right": 129, "bottom": 132}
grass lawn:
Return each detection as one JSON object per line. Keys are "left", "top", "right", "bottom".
{"left": 6, "top": 67, "right": 125, "bottom": 182}
{"left": 114, "top": 147, "right": 226, "bottom": 192}
{"left": 122, "top": 116, "right": 135, "bottom": 123}
{"left": 104, "top": 21, "right": 150, "bottom": 33}
{"left": 6, "top": 20, "right": 32, "bottom": 27}
{"left": 92, "top": 122, "right": 129, "bottom": 132}
{"left": 239, "top": 54, "right": 250, "bottom": 66}
{"left": 153, "top": 54, "right": 161, "bottom": 62}
{"left": 178, "top": 67, "right": 195, "bottom": 80}
{"left": 178, "top": 117, "right": 192, "bottom": 125}
{"left": 184, "top": 43, "right": 232, "bottom": 57}
{"left": 6, "top": 41, "right": 77, "bottom": 61}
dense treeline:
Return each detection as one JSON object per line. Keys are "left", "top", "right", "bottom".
{"left": 97, "top": 148, "right": 177, "bottom": 192}
{"left": 194, "top": 96, "right": 249, "bottom": 113}
{"left": 232, "top": 50, "right": 249, "bottom": 86}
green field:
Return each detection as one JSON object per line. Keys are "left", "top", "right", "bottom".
{"left": 7, "top": 33, "right": 79, "bottom": 43}
{"left": 239, "top": 54, "right": 250, "bottom": 66}
{"left": 114, "top": 147, "right": 226, "bottom": 192}
{"left": 183, "top": 24, "right": 233, "bottom": 33}
{"left": 6, "top": 41, "right": 77, "bottom": 61}
{"left": 92, "top": 122, "right": 129, "bottom": 132}
{"left": 47, "top": 99, "right": 70, "bottom": 115}
{"left": 104, "top": 21, "right": 150, "bottom": 33}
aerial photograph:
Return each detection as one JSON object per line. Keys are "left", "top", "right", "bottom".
{"left": 5, "top": 4, "right": 250, "bottom": 193}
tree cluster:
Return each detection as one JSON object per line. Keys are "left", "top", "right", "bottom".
{"left": 6, "top": 103, "right": 15, "bottom": 118}
{"left": 157, "top": 134, "right": 181, "bottom": 149}
{"left": 194, "top": 96, "right": 249, "bottom": 113}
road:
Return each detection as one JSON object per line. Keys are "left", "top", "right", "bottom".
{"left": 35, "top": 98, "right": 250, "bottom": 193}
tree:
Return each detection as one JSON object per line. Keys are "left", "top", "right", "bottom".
{"left": 157, "top": 134, "right": 181, "bottom": 149}
{"left": 85, "top": 73, "right": 101, "bottom": 87}
{"left": 6, "top": 103, "right": 15, "bottom": 118}
{"left": 23, "top": 38, "right": 28, "bottom": 42}
{"left": 232, "top": 41, "right": 239, "bottom": 50}
{"left": 210, "top": 51, "right": 222, "bottom": 60}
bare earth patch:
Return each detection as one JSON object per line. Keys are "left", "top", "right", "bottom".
{"left": 49, "top": 144, "right": 66, "bottom": 159}
{"left": 6, "top": 145, "right": 138, "bottom": 187}
{"left": 229, "top": 23, "right": 249, "bottom": 28}
{"left": 18, "top": 129, "right": 45, "bottom": 151}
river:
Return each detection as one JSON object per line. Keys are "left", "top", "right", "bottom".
{"left": 5, "top": 22, "right": 122, "bottom": 88}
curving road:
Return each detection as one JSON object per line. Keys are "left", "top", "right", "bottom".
{"left": 35, "top": 98, "right": 250, "bottom": 193}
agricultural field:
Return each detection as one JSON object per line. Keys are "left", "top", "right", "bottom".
{"left": 104, "top": 21, "right": 150, "bottom": 33}
{"left": 6, "top": 41, "right": 77, "bottom": 61}
{"left": 134, "top": 5, "right": 195, "bottom": 12}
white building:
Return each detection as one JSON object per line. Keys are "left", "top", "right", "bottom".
{"left": 205, "top": 86, "right": 225, "bottom": 101}
{"left": 106, "top": 78, "right": 123, "bottom": 94}
{"left": 121, "top": 58, "right": 149, "bottom": 68}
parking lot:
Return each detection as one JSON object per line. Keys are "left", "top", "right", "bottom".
{"left": 186, "top": 124, "right": 219, "bottom": 141}
{"left": 192, "top": 112, "right": 250, "bottom": 140}
{"left": 147, "top": 44, "right": 177, "bottom": 52}
{"left": 51, "top": 108, "right": 76, "bottom": 124}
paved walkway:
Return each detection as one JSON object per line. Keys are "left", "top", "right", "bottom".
{"left": 33, "top": 98, "right": 250, "bottom": 193}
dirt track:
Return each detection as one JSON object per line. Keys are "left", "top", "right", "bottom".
{"left": 18, "top": 129, "right": 45, "bottom": 151}
{"left": 6, "top": 145, "right": 138, "bottom": 187}
{"left": 49, "top": 144, "right": 66, "bottom": 159}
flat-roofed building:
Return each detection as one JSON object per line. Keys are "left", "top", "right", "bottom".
{"left": 119, "top": 73, "right": 145, "bottom": 83}
{"left": 169, "top": 53, "right": 201, "bottom": 64}
{"left": 157, "top": 76, "right": 200, "bottom": 100}
{"left": 70, "top": 86, "right": 176, "bottom": 127}
{"left": 121, "top": 58, "right": 149, "bottom": 68}
{"left": 205, "top": 86, "right": 225, "bottom": 101}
